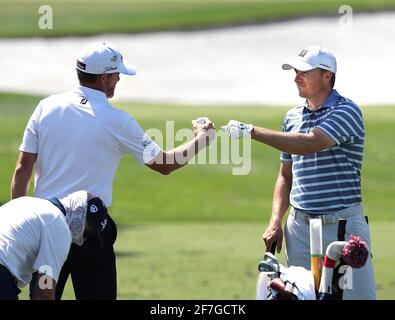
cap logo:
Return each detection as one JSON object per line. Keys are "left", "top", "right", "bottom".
{"left": 76, "top": 60, "right": 86, "bottom": 70}
{"left": 90, "top": 204, "right": 98, "bottom": 213}
{"left": 298, "top": 49, "right": 308, "bottom": 57}
{"left": 101, "top": 218, "right": 108, "bottom": 231}
{"left": 319, "top": 63, "right": 330, "bottom": 68}
{"left": 142, "top": 138, "right": 152, "bottom": 148}
{"left": 111, "top": 55, "right": 117, "bottom": 62}
{"left": 105, "top": 66, "right": 117, "bottom": 71}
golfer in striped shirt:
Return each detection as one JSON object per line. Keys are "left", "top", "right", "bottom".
{"left": 222, "top": 45, "right": 375, "bottom": 299}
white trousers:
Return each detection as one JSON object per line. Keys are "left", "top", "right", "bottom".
{"left": 284, "top": 204, "right": 376, "bottom": 300}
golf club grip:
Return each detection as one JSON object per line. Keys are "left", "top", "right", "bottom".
{"left": 270, "top": 241, "right": 277, "bottom": 254}
{"left": 337, "top": 219, "right": 347, "bottom": 241}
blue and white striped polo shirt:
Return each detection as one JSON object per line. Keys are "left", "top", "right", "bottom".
{"left": 281, "top": 89, "right": 364, "bottom": 214}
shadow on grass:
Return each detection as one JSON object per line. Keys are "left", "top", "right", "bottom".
{"left": 115, "top": 251, "right": 143, "bottom": 258}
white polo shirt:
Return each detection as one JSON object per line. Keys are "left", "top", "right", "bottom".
{"left": 0, "top": 197, "right": 71, "bottom": 288}
{"left": 20, "top": 86, "right": 161, "bottom": 206}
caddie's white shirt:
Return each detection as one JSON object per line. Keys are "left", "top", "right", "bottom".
{"left": 0, "top": 197, "right": 71, "bottom": 288}
{"left": 20, "top": 86, "right": 161, "bottom": 206}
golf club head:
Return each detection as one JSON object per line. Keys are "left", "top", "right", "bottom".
{"left": 258, "top": 252, "right": 280, "bottom": 274}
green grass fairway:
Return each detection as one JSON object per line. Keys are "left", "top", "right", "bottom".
{"left": 114, "top": 222, "right": 395, "bottom": 300}
{"left": 1, "top": 92, "right": 394, "bottom": 299}
{"left": 0, "top": 93, "right": 394, "bottom": 223}
{"left": 1, "top": 0, "right": 395, "bottom": 37}
{"left": 17, "top": 222, "right": 395, "bottom": 299}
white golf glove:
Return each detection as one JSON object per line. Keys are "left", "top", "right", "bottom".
{"left": 221, "top": 120, "right": 253, "bottom": 139}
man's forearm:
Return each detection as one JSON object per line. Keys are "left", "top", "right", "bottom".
{"left": 252, "top": 127, "right": 312, "bottom": 155}
{"left": 166, "top": 130, "right": 214, "bottom": 166}
{"left": 11, "top": 169, "right": 31, "bottom": 199}
{"left": 11, "top": 152, "right": 37, "bottom": 199}
{"left": 31, "top": 288, "right": 55, "bottom": 300}
{"left": 31, "top": 274, "right": 56, "bottom": 300}
{"left": 251, "top": 126, "right": 336, "bottom": 156}
{"left": 270, "top": 175, "right": 292, "bottom": 225}
{"left": 149, "top": 130, "right": 215, "bottom": 175}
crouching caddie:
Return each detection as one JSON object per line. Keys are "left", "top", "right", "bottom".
{"left": 0, "top": 190, "right": 108, "bottom": 300}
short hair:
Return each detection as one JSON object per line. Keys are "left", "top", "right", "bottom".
{"left": 320, "top": 68, "right": 336, "bottom": 88}
{"left": 77, "top": 69, "right": 100, "bottom": 84}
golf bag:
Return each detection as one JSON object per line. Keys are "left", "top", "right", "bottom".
{"left": 256, "top": 252, "right": 316, "bottom": 300}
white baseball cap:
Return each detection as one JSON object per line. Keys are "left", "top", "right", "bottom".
{"left": 76, "top": 42, "right": 137, "bottom": 76}
{"left": 282, "top": 45, "right": 337, "bottom": 74}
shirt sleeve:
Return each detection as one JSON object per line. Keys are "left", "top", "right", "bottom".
{"left": 19, "top": 102, "right": 42, "bottom": 153}
{"left": 280, "top": 114, "right": 292, "bottom": 162}
{"left": 317, "top": 103, "right": 364, "bottom": 145}
{"left": 33, "top": 221, "right": 71, "bottom": 283}
{"left": 117, "top": 117, "right": 161, "bottom": 164}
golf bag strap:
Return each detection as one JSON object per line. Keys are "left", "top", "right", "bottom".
{"left": 47, "top": 197, "right": 66, "bottom": 216}
{"left": 330, "top": 219, "right": 348, "bottom": 300}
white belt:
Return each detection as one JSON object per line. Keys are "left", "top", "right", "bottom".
{"left": 290, "top": 204, "right": 363, "bottom": 225}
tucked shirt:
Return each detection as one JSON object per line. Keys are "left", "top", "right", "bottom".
{"left": 19, "top": 86, "right": 161, "bottom": 206}
{"left": 280, "top": 89, "right": 364, "bottom": 214}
